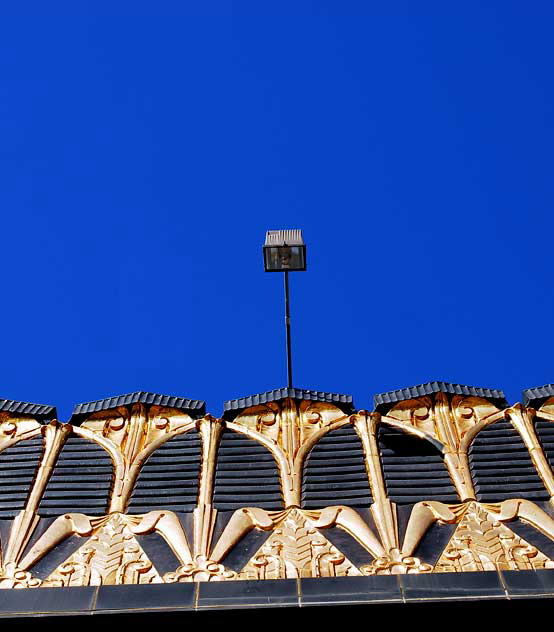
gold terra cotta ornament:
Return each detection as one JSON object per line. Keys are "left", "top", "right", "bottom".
{"left": 1, "top": 389, "right": 554, "bottom": 587}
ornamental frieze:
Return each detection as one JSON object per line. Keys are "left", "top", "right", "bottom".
{"left": 1, "top": 382, "right": 554, "bottom": 587}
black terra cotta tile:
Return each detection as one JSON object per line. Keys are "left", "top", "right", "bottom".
{"left": 299, "top": 575, "right": 402, "bottom": 606}
{"left": 95, "top": 583, "right": 195, "bottom": 612}
{"left": 0, "top": 586, "right": 96, "bottom": 615}
{"left": 500, "top": 569, "right": 554, "bottom": 598}
{"left": 196, "top": 578, "right": 298, "bottom": 609}
{"left": 400, "top": 571, "right": 507, "bottom": 601}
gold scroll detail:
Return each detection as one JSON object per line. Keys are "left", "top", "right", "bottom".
{"left": 237, "top": 508, "right": 361, "bottom": 580}
{"left": 226, "top": 398, "right": 350, "bottom": 508}
{"left": 0, "top": 413, "right": 42, "bottom": 451}
{"left": 362, "top": 553, "right": 432, "bottom": 575}
{"left": 0, "top": 570, "right": 42, "bottom": 589}
{"left": 435, "top": 501, "right": 554, "bottom": 572}
{"left": 384, "top": 392, "right": 502, "bottom": 500}
{"left": 164, "top": 557, "right": 237, "bottom": 583}
{"left": 44, "top": 513, "right": 163, "bottom": 586}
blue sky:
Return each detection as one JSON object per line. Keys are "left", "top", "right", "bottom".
{"left": 1, "top": 2, "right": 553, "bottom": 420}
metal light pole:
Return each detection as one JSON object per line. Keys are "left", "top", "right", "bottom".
{"left": 283, "top": 269, "right": 293, "bottom": 388}
{"left": 263, "top": 229, "right": 306, "bottom": 389}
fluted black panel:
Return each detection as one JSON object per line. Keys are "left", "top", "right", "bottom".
{"left": 379, "top": 425, "right": 459, "bottom": 504}
{"left": 536, "top": 418, "right": 554, "bottom": 471}
{"left": 0, "top": 437, "right": 43, "bottom": 518}
{"left": 39, "top": 437, "right": 112, "bottom": 516}
{"left": 213, "top": 430, "right": 282, "bottom": 510}
{"left": 129, "top": 430, "right": 201, "bottom": 513}
{"left": 302, "top": 425, "right": 372, "bottom": 509}
{"left": 470, "top": 420, "right": 550, "bottom": 502}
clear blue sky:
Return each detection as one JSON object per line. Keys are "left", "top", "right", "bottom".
{"left": 2, "top": 2, "right": 553, "bottom": 420}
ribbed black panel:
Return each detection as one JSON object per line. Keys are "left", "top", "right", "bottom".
{"left": 470, "top": 420, "right": 550, "bottom": 502}
{"left": 39, "top": 437, "right": 112, "bottom": 516}
{"left": 128, "top": 431, "right": 201, "bottom": 513}
{"left": 536, "top": 419, "right": 554, "bottom": 471}
{"left": 0, "top": 437, "right": 43, "bottom": 518}
{"left": 213, "top": 430, "right": 282, "bottom": 510}
{"left": 378, "top": 425, "right": 459, "bottom": 504}
{"left": 302, "top": 426, "right": 372, "bottom": 509}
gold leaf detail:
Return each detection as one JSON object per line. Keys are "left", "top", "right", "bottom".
{"left": 435, "top": 501, "right": 554, "bottom": 572}
{"left": 44, "top": 513, "right": 163, "bottom": 586}
{"left": 238, "top": 508, "right": 361, "bottom": 580}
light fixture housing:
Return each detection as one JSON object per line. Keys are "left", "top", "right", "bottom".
{"left": 263, "top": 229, "right": 306, "bottom": 272}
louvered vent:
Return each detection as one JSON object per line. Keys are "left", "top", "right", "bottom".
{"left": 39, "top": 436, "right": 112, "bottom": 516}
{"left": 535, "top": 419, "right": 554, "bottom": 471}
{"left": 128, "top": 430, "right": 201, "bottom": 513}
{"left": 302, "top": 425, "right": 372, "bottom": 509}
{"left": 470, "top": 420, "right": 550, "bottom": 502}
{"left": 0, "top": 437, "right": 43, "bottom": 518}
{"left": 213, "top": 430, "right": 282, "bottom": 510}
{"left": 379, "top": 425, "right": 458, "bottom": 504}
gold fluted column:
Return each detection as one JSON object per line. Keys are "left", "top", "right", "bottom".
{"left": 433, "top": 392, "right": 476, "bottom": 501}
{"left": 4, "top": 421, "right": 71, "bottom": 569}
{"left": 351, "top": 411, "right": 399, "bottom": 553}
{"left": 194, "top": 414, "right": 224, "bottom": 559}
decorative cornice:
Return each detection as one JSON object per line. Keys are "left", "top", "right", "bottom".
{"left": 0, "top": 381, "right": 553, "bottom": 598}
{"left": 373, "top": 381, "right": 507, "bottom": 413}
{"left": 223, "top": 387, "right": 354, "bottom": 419}
{"left": 0, "top": 398, "right": 56, "bottom": 422}
{"left": 70, "top": 391, "right": 206, "bottom": 423}
{"left": 523, "top": 383, "right": 554, "bottom": 407}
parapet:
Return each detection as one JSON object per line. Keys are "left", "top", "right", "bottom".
{"left": 0, "top": 381, "right": 553, "bottom": 616}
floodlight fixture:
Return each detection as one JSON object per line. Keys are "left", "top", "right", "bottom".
{"left": 263, "top": 229, "right": 307, "bottom": 389}
{"left": 263, "top": 229, "right": 306, "bottom": 272}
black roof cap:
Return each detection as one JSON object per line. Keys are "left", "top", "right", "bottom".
{"left": 0, "top": 398, "right": 57, "bottom": 422}
{"left": 71, "top": 391, "right": 206, "bottom": 424}
{"left": 523, "top": 384, "right": 554, "bottom": 408}
{"left": 223, "top": 388, "right": 354, "bottom": 420}
{"left": 374, "top": 381, "right": 507, "bottom": 414}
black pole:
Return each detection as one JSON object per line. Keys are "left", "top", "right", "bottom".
{"left": 284, "top": 270, "right": 293, "bottom": 388}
